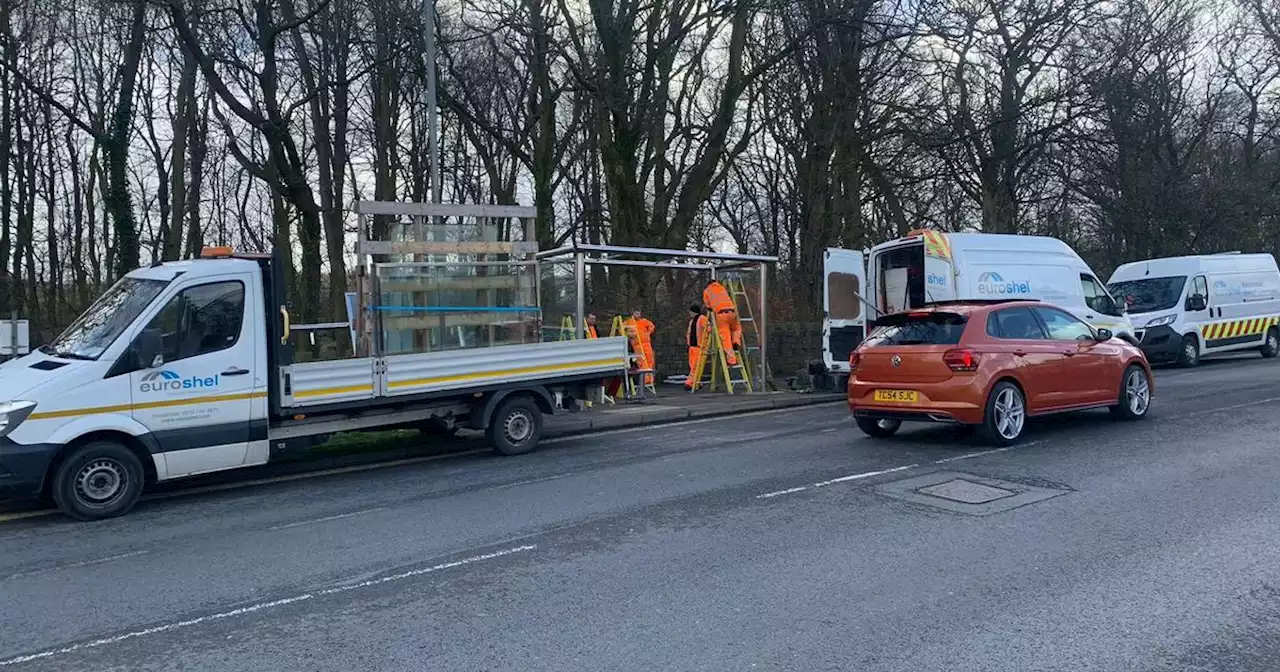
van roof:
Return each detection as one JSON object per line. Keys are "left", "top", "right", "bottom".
{"left": 1108, "top": 253, "right": 1279, "bottom": 283}
{"left": 873, "top": 231, "right": 1084, "bottom": 260}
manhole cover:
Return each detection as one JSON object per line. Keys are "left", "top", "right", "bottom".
{"left": 917, "top": 479, "right": 1016, "bottom": 504}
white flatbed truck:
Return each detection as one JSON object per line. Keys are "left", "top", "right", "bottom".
{"left": 0, "top": 248, "right": 628, "bottom": 520}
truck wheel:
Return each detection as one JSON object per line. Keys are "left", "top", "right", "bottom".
{"left": 1261, "top": 327, "right": 1279, "bottom": 359}
{"left": 51, "top": 441, "right": 145, "bottom": 521}
{"left": 486, "top": 396, "right": 543, "bottom": 456}
{"left": 855, "top": 417, "right": 901, "bottom": 438}
{"left": 1177, "top": 335, "right": 1199, "bottom": 368}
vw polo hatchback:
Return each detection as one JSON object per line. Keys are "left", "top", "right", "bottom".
{"left": 847, "top": 300, "right": 1153, "bottom": 445}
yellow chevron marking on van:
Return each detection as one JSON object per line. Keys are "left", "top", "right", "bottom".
{"left": 388, "top": 358, "right": 624, "bottom": 389}
{"left": 27, "top": 392, "right": 268, "bottom": 420}
{"left": 1202, "top": 315, "right": 1280, "bottom": 343}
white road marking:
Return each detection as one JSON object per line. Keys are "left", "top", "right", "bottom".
{"left": 755, "top": 486, "right": 809, "bottom": 499}
{"left": 268, "top": 507, "right": 387, "bottom": 531}
{"left": 0, "top": 545, "right": 536, "bottom": 667}
{"left": 757, "top": 464, "right": 919, "bottom": 499}
{"left": 811, "top": 464, "right": 918, "bottom": 488}
{"left": 3, "top": 550, "right": 149, "bottom": 581}
{"left": 1186, "top": 396, "right": 1280, "bottom": 417}
{"left": 931, "top": 441, "right": 1039, "bottom": 464}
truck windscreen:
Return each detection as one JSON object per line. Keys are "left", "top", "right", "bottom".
{"left": 43, "top": 277, "right": 170, "bottom": 360}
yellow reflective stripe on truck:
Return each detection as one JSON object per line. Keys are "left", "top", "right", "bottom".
{"left": 1201, "top": 316, "right": 1280, "bottom": 341}
{"left": 27, "top": 391, "right": 269, "bottom": 420}
{"left": 388, "top": 357, "right": 623, "bottom": 390}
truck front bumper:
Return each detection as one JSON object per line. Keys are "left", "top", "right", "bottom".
{"left": 1138, "top": 325, "right": 1183, "bottom": 363}
{"left": 0, "top": 437, "right": 56, "bottom": 499}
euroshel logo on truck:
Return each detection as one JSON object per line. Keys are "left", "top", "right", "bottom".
{"left": 139, "top": 369, "right": 220, "bottom": 393}
{"left": 977, "top": 271, "right": 1032, "bottom": 295}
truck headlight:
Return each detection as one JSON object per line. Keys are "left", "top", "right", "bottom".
{"left": 0, "top": 401, "right": 37, "bottom": 440}
{"left": 1145, "top": 315, "right": 1176, "bottom": 328}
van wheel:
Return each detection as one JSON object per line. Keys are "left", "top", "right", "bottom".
{"left": 979, "top": 381, "right": 1026, "bottom": 446}
{"left": 486, "top": 396, "right": 543, "bottom": 456}
{"left": 51, "top": 441, "right": 145, "bottom": 521}
{"left": 1261, "top": 328, "right": 1279, "bottom": 359}
{"left": 1111, "top": 365, "right": 1152, "bottom": 421}
{"left": 856, "top": 417, "right": 901, "bottom": 438}
{"left": 1177, "top": 335, "right": 1199, "bottom": 367}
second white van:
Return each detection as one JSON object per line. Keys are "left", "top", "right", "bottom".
{"left": 1107, "top": 253, "right": 1280, "bottom": 366}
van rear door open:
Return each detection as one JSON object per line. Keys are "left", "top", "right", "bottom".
{"left": 823, "top": 248, "right": 867, "bottom": 373}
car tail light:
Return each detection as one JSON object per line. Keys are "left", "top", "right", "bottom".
{"left": 943, "top": 349, "right": 979, "bottom": 372}
{"left": 848, "top": 351, "right": 861, "bottom": 371}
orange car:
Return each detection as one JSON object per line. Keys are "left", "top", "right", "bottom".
{"left": 848, "top": 300, "right": 1153, "bottom": 445}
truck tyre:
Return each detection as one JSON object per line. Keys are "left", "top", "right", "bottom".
{"left": 486, "top": 396, "right": 543, "bottom": 456}
{"left": 51, "top": 441, "right": 145, "bottom": 521}
{"left": 1111, "top": 365, "right": 1152, "bottom": 421}
{"left": 979, "top": 381, "right": 1026, "bottom": 446}
{"left": 1261, "top": 327, "right": 1279, "bottom": 359}
{"left": 855, "top": 417, "right": 901, "bottom": 438}
{"left": 1177, "top": 335, "right": 1199, "bottom": 368}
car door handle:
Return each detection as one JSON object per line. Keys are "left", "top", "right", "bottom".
{"left": 221, "top": 367, "right": 250, "bottom": 376}
{"left": 1062, "top": 351, "right": 1076, "bottom": 357}
{"left": 1013, "top": 349, "right": 1027, "bottom": 356}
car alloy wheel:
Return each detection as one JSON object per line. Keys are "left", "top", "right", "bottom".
{"left": 993, "top": 387, "right": 1025, "bottom": 440}
{"left": 1126, "top": 368, "right": 1150, "bottom": 417}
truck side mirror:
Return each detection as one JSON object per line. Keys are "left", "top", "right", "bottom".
{"left": 136, "top": 328, "right": 164, "bottom": 369}
{"left": 1186, "top": 295, "right": 1207, "bottom": 312}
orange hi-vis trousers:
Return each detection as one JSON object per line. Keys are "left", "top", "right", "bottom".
{"left": 714, "top": 309, "right": 741, "bottom": 365}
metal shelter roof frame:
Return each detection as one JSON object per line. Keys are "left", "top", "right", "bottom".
{"left": 537, "top": 243, "right": 779, "bottom": 392}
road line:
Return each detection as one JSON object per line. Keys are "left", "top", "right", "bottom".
{"left": 755, "top": 486, "right": 809, "bottom": 499}
{"left": 4, "top": 550, "right": 149, "bottom": 581}
{"left": 1185, "top": 396, "right": 1280, "bottom": 417}
{"left": 931, "top": 441, "right": 1039, "bottom": 464}
{"left": 268, "top": 507, "right": 387, "bottom": 531}
{"left": 811, "top": 464, "right": 918, "bottom": 488}
{"left": 0, "top": 544, "right": 536, "bottom": 667}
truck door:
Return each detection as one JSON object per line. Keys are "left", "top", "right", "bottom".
{"left": 129, "top": 275, "right": 257, "bottom": 478}
{"left": 823, "top": 248, "right": 868, "bottom": 374}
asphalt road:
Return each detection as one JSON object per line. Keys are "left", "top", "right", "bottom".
{"left": 2, "top": 355, "right": 1280, "bottom": 671}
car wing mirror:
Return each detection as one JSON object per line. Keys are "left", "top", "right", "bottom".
{"left": 1095, "top": 328, "right": 1113, "bottom": 341}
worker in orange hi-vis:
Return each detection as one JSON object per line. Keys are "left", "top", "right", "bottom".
{"left": 702, "top": 280, "right": 741, "bottom": 365}
{"left": 584, "top": 313, "right": 599, "bottom": 339}
{"left": 625, "top": 309, "right": 657, "bottom": 385}
{"left": 685, "top": 304, "right": 709, "bottom": 390}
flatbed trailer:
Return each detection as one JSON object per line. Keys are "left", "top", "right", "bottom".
{"left": 0, "top": 248, "right": 628, "bottom": 521}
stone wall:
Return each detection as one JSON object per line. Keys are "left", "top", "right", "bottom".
{"left": 651, "top": 321, "right": 823, "bottom": 382}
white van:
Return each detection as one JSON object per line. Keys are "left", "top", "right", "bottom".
{"left": 823, "top": 230, "right": 1134, "bottom": 374}
{"left": 1107, "top": 253, "right": 1280, "bottom": 366}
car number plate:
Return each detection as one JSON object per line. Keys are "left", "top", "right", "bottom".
{"left": 873, "top": 389, "right": 918, "bottom": 403}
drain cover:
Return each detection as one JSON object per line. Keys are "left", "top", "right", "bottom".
{"left": 917, "top": 479, "right": 1016, "bottom": 504}
{"left": 876, "top": 471, "right": 1070, "bottom": 516}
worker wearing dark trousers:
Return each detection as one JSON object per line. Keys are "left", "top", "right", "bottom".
{"left": 685, "top": 304, "right": 708, "bottom": 390}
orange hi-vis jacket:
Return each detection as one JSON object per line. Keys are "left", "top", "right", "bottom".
{"left": 703, "top": 281, "right": 735, "bottom": 313}
{"left": 585, "top": 324, "right": 599, "bottom": 339}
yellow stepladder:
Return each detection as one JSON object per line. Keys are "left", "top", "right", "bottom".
{"left": 688, "top": 310, "right": 751, "bottom": 394}
{"left": 559, "top": 314, "right": 575, "bottom": 340}
{"left": 725, "top": 276, "right": 772, "bottom": 391}
{"left": 609, "top": 316, "right": 638, "bottom": 398}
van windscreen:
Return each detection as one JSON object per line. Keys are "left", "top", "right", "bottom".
{"left": 1108, "top": 276, "right": 1187, "bottom": 313}
{"left": 864, "top": 312, "right": 967, "bottom": 346}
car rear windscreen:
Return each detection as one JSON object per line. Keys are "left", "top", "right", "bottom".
{"left": 864, "top": 312, "right": 967, "bottom": 346}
